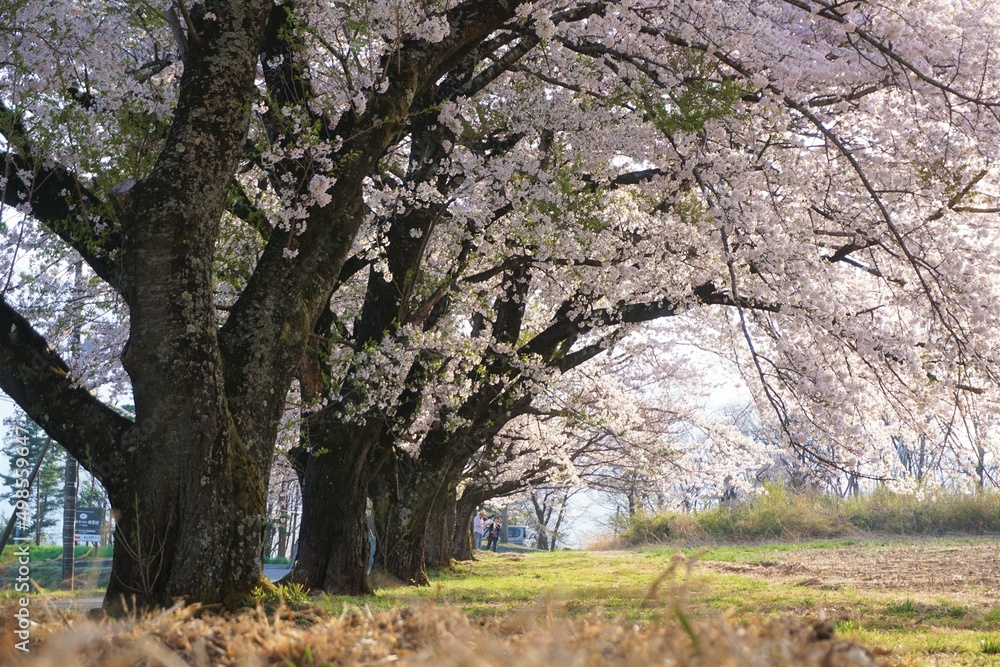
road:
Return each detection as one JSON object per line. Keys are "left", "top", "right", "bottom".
{"left": 44, "top": 564, "right": 294, "bottom": 612}
{"left": 263, "top": 564, "right": 292, "bottom": 582}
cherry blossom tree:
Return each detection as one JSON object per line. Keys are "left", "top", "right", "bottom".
{"left": 4, "top": 0, "right": 1000, "bottom": 610}
{"left": 1, "top": 0, "right": 551, "bottom": 609}
{"left": 347, "top": 0, "right": 1000, "bottom": 586}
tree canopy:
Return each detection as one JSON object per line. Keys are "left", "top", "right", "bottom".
{"left": 2, "top": 0, "right": 1000, "bottom": 608}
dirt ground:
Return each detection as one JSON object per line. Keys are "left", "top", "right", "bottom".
{"left": 699, "top": 538, "right": 1000, "bottom": 603}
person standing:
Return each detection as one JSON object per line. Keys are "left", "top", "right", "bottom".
{"left": 485, "top": 516, "right": 502, "bottom": 552}
{"left": 472, "top": 510, "right": 487, "bottom": 549}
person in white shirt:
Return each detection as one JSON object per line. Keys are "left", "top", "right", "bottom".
{"left": 472, "top": 510, "right": 487, "bottom": 549}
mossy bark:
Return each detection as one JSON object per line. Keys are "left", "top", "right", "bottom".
{"left": 376, "top": 431, "right": 467, "bottom": 585}
{"left": 452, "top": 497, "right": 477, "bottom": 561}
{"left": 424, "top": 489, "right": 457, "bottom": 570}
{"left": 103, "top": 436, "right": 266, "bottom": 612}
{"left": 287, "top": 417, "right": 379, "bottom": 595}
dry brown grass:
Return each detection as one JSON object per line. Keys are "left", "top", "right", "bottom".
{"left": 0, "top": 597, "right": 900, "bottom": 667}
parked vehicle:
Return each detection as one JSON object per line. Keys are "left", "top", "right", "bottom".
{"left": 506, "top": 525, "right": 527, "bottom": 546}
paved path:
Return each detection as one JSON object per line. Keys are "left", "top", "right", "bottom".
{"left": 43, "top": 596, "right": 104, "bottom": 612}
{"left": 263, "top": 564, "right": 292, "bottom": 582}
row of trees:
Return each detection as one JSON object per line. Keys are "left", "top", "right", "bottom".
{"left": 467, "top": 333, "right": 1000, "bottom": 546}
{"left": 3, "top": 0, "right": 1000, "bottom": 610}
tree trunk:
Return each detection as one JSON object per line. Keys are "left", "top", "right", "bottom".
{"left": 381, "top": 507, "right": 429, "bottom": 585}
{"left": 277, "top": 521, "right": 288, "bottom": 560}
{"left": 368, "top": 430, "right": 430, "bottom": 585}
{"left": 377, "top": 454, "right": 451, "bottom": 585}
{"left": 452, "top": 498, "right": 476, "bottom": 561}
{"left": 288, "top": 418, "right": 380, "bottom": 595}
{"left": 535, "top": 531, "right": 549, "bottom": 551}
{"left": 104, "top": 447, "right": 265, "bottom": 612}
{"left": 424, "top": 488, "right": 456, "bottom": 570}
{"left": 34, "top": 484, "right": 42, "bottom": 546}
{"left": 550, "top": 493, "right": 569, "bottom": 551}
{"left": 378, "top": 435, "right": 472, "bottom": 585}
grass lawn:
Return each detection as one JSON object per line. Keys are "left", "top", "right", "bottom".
{"left": 8, "top": 536, "right": 999, "bottom": 665}
{"left": 309, "top": 537, "right": 1000, "bottom": 666}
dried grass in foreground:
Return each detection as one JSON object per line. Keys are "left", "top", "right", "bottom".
{"left": 0, "top": 597, "right": 899, "bottom": 667}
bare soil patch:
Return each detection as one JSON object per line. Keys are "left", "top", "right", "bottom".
{"left": 699, "top": 539, "right": 1000, "bottom": 602}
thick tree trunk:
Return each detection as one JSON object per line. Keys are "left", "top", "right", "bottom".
{"left": 452, "top": 498, "right": 476, "bottom": 561}
{"left": 91, "top": 0, "right": 275, "bottom": 613}
{"left": 378, "top": 395, "right": 532, "bottom": 583}
{"left": 381, "top": 502, "right": 431, "bottom": 586}
{"left": 378, "top": 436, "right": 469, "bottom": 585}
{"left": 424, "top": 489, "right": 457, "bottom": 570}
{"left": 288, "top": 418, "right": 379, "bottom": 594}
{"left": 104, "top": 447, "right": 265, "bottom": 612}
{"left": 377, "top": 463, "right": 442, "bottom": 585}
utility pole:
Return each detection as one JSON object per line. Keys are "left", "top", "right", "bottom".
{"left": 61, "top": 458, "right": 78, "bottom": 588}
{"left": 61, "top": 260, "right": 83, "bottom": 589}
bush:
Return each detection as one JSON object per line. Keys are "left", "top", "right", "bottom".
{"left": 619, "top": 485, "right": 1000, "bottom": 546}
{"left": 264, "top": 556, "right": 290, "bottom": 565}
{"left": 843, "top": 487, "right": 1000, "bottom": 535}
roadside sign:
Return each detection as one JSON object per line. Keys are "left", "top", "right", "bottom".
{"left": 74, "top": 508, "right": 103, "bottom": 542}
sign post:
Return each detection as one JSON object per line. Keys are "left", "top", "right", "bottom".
{"left": 74, "top": 508, "right": 103, "bottom": 544}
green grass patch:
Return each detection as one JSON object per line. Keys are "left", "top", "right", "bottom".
{"left": 0, "top": 544, "right": 113, "bottom": 562}
{"left": 884, "top": 599, "right": 918, "bottom": 616}
{"left": 670, "top": 539, "right": 866, "bottom": 563}
{"left": 252, "top": 581, "right": 310, "bottom": 605}
{"left": 311, "top": 538, "right": 1000, "bottom": 666}
{"left": 981, "top": 636, "right": 1000, "bottom": 655}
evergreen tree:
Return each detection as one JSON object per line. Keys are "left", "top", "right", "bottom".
{"left": 1, "top": 413, "right": 66, "bottom": 544}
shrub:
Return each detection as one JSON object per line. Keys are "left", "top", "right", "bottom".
{"left": 619, "top": 486, "right": 1000, "bottom": 546}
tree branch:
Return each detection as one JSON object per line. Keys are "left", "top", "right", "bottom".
{"left": 0, "top": 299, "right": 131, "bottom": 473}
{"left": 1, "top": 149, "right": 123, "bottom": 292}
